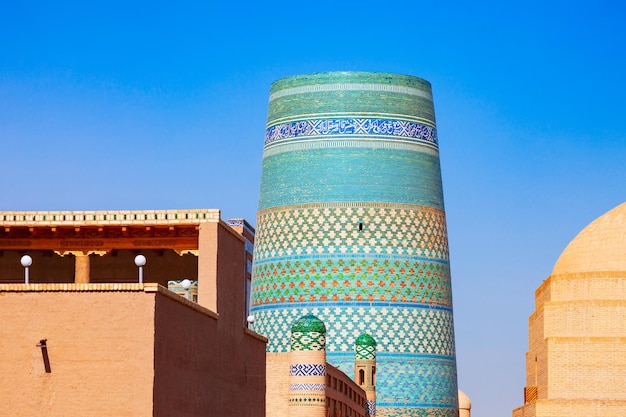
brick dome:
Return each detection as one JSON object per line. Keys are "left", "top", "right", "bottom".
{"left": 458, "top": 389, "right": 471, "bottom": 409}
{"left": 552, "top": 202, "right": 626, "bottom": 275}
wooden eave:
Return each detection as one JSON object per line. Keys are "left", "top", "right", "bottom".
{"left": 0, "top": 224, "right": 199, "bottom": 251}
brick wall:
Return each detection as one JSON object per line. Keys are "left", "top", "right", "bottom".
{"left": 0, "top": 283, "right": 267, "bottom": 417}
{"left": 153, "top": 289, "right": 266, "bottom": 417}
{"left": 515, "top": 271, "right": 626, "bottom": 416}
{"left": 267, "top": 352, "right": 291, "bottom": 416}
{"left": 550, "top": 273, "right": 626, "bottom": 302}
{"left": 326, "top": 363, "right": 366, "bottom": 417}
{"left": 0, "top": 286, "right": 156, "bottom": 416}
{"left": 547, "top": 337, "right": 626, "bottom": 400}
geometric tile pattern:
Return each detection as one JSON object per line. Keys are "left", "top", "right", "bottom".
{"left": 290, "top": 364, "right": 326, "bottom": 377}
{"left": 356, "top": 344, "right": 376, "bottom": 360}
{"left": 377, "top": 407, "right": 457, "bottom": 417}
{"left": 289, "top": 383, "right": 326, "bottom": 391}
{"left": 251, "top": 256, "right": 451, "bottom": 307}
{"left": 264, "top": 118, "right": 438, "bottom": 147}
{"left": 375, "top": 356, "right": 457, "bottom": 407}
{"left": 288, "top": 395, "right": 326, "bottom": 405}
{"left": 251, "top": 305, "right": 456, "bottom": 357}
{"left": 289, "top": 314, "right": 327, "bottom": 414}
{"left": 254, "top": 204, "right": 449, "bottom": 262}
{"left": 290, "top": 331, "right": 326, "bottom": 351}
{"left": 329, "top": 353, "right": 458, "bottom": 411}
{"left": 366, "top": 399, "right": 376, "bottom": 416}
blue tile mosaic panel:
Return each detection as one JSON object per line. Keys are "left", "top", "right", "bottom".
{"left": 250, "top": 305, "right": 456, "bottom": 357}
{"left": 264, "top": 118, "right": 438, "bottom": 147}
{"left": 329, "top": 353, "right": 458, "bottom": 415}
{"left": 253, "top": 203, "right": 449, "bottom": 262}
{"left": 251, "top": 256, "right": 451, "bottom": 307}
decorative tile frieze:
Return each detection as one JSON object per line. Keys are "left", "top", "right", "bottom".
{"left": 290, "top": 363, "right": 326, "bottom": 377}
{"left": 289, "top": 383, "right": 326, "bottom": 391}
{"left": 253, "top": 204, "right": 449, "bottom": 262}
{"left": 252, "top": 305, "right": 455, "bottom": 357}
{"left": 265, "top": 118, "right": 437, "bottom": 147}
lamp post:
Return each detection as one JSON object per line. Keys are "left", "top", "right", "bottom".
{"left": 20, "top": 254, "right": 32, "bottom": 284}
{"left": 246, "top": 314, "right": 255, "bottom": 330}
{"left": 134, "top": 254, "right": 146, "bottom": 284}
{"left": 181, "top": 278, "right": 191, "bottom": 300}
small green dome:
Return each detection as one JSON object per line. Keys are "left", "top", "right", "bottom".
{"left": 355, "top": 333, "right": 377, "bottom": 347}
{"left": 291, "top": 314, "right": 326, "bottom": 334}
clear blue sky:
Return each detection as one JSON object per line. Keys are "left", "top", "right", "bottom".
{"left": 1, "top": 1, "right": 625, "bottom": 415}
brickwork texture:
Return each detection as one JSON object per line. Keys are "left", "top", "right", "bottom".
{"left": 513, "top": 202, "right": 626, "bottom": 417}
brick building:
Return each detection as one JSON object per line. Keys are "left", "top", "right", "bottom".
{"left": 513, "top": 202, "right": 626, "bottom": 417}
{"left": 0, "top": 209, "right": 266, "bottom": 417}
{"left": 0, "top": 208, "right": 370, "bottom": 417}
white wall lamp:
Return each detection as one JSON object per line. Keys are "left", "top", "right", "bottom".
{"left": 134, "top": 254, "right": 147, "bottom": 284}
{"left": 20, "top": 254, "right": 33, "bottom": 284}
{"left": 181, "top": 278, "right": 192, "bottom": 300}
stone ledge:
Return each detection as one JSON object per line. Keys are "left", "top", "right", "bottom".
{"left": 0, "top": 282, "right": 220, "bottom": 320}
{"left": 244, "top": 327, "right": 269, "bottom": 343}
{"left": 0, "top": 283, "right": 148, "bottom": 292}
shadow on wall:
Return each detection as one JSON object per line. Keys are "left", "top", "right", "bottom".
{"left": 0, "top": 249, "right": 198, "bottom": 286}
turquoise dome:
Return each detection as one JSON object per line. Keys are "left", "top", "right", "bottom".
{"left": 291, "top": 314, "right": 326, "bottom": 334}
{"left": 355, "top": 333, "right": 377, "bottom": 347}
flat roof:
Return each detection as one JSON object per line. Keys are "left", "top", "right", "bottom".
{"left": 0, "top": 209, "right": 221, "bottom": 226}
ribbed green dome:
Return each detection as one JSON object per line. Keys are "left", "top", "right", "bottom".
{"left": 291, "top": 314, "right": 326, "bottom": 334}
{"left": 355, "top": 333, "right": 377, "bottom": 347}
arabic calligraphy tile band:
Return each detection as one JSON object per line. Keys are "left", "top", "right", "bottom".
{"left": 264, "top": 118, "right": 438, "bottom": 147}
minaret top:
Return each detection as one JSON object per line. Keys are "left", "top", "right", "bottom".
{"left": 355, "top": 333, "right": 377, "bottom": 347}
{"left": 291, "top": 313, "right": 327, "bottom": 334}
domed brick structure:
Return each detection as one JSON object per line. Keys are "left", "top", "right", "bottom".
{"left": 513, "top": 202, "right": 626, "bottom": 417}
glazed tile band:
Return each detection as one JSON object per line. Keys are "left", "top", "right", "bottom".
{"left": 269, "top": 83, "right": 433, "bottom": 102}
{"left": 264, "top": 118, "right": 437, "bottom": 147}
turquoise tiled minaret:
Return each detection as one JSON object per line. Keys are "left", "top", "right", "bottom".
{"left": 289, "top": 314, "right": 327, "bottom": 417}
{"left": 355, "top": 333, "right": 377, "bottom": 416}
{"left": 251, "top": 71, "right": 458, "bottom": 417}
